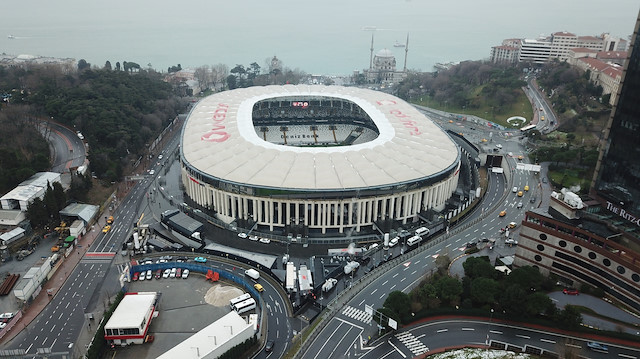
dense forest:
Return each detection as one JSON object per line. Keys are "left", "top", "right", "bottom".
{"left": 0, "top": 63, "right": 189, "bottom": 188}
{"left": 396, "top": 61, "right": 526, "bottom": 115}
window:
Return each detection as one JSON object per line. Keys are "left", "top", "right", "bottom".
{"left": 559, "top": 240, "right": 567, "bottom": 248}
{"left": 603, "top": 258, "right": 611, "bottom": 267}
{"left": 617, "top": 266, "right": 626, "bottom": 274}
{"left": 539, "top": 233, "right": 547, "bottom": 241}
{"left": 574, "top": 246, "right": 582, "bottom": 253}
{"left": 537, "top": 244, "right": 545, "bottom": 251}
{"left": 588, "top": 252, "right": 596, "bottom": 260}
{"left": 633, "top": 274, "right": 640, "bottom": 283}
{"left": 534, "top": 255, "right": 542, "bottom": 262}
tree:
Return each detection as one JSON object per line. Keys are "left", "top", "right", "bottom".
{"left": 226, "top": 75, "right": 237, "bottom": 90}
{"left": 463, "top": 256, "right": 495, "bottom": 279}
{"left": 194, "top": 65, "right": 211, "bottom": 90}
{"left": 115, "top": 62, "right": 121, "bottom": 71}
{"left": 104, "top": 61, "right": 112, "bottom": 71}
{"left": 248, "top": 62, "right": 261, "bottom": 80}
{"left": 470, "top": 277, "right": 499, "bottom": 305}
{"left": 168, "top": 64, "right": 182, "bottom": 73}
{"left": 504, "top": 266, "right": 544, "bottom": 291}
{"left": 436, "top": 276, "right": 462, "bottom": 305}
{"left": 557, "top": 305, "right": 582, "bottom": 329}
{"left": 77, "top": 59, "right": 90, "bottom": 71}
{"left": 383, "top": 291, "right": 411, "bottom": 322}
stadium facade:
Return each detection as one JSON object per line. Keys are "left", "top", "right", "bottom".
{"left": 180, "top": 85, "right": 460, "bottom": 236}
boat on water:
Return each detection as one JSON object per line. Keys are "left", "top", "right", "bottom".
{"left": 7, "top": 35, "right": 16, "bottom": 39}
{"left": 393, "top": 41, "right": 405, "bottom": 48}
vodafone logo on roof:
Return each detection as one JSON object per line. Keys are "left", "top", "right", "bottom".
{"left": 201, "top": 103, "right": 231, "bottom": 142}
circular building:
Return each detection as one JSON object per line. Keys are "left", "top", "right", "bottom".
{"left": 180, "top": 85, "right": 460, "bottom": 238}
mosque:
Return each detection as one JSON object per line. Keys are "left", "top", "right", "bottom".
{"left": 362, "top": 34, "right": 409, "bottom": 84}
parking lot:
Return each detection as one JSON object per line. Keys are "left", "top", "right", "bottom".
{"left": 112, "top": 273, "right": 244, "bottom": 358}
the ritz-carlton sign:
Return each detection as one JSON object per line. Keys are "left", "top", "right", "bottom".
{"left": 606, "top": 201, "right": 640, "bottom": 226}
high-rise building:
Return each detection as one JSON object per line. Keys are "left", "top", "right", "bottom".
{"left": 514, "top": 10, "right": 640, "bottom": 311}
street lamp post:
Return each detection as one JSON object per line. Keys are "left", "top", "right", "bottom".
{"left": 486, "top": 308, "right": 494, "bottom": 350}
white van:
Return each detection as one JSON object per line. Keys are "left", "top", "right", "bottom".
{"left": 407, "top": 235, "right": 422, "bottom": 246}
{"left": 245, "top": 269, "right": 260, "bottom": 281}
{"left": 415, "top": 227, "right": 430, "bottom": 237}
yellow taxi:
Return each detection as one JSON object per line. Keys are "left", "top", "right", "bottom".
{"left": 448, "top": 120, "right": 454, "bottom": 123}
{"left": 499, "top": 210, "right": 507, "bottom": 217}
{"left": 524, "top": 185, "right": 529, "bottom": 191}
{"left": 481, "top": 138, "right": 488, "bottom": 142}
{"left": 508, "top": 222, "right": 517, "bottom": 229}
{"left": 518, "top": 155, "right": 524, "bottom": 160}
{"left": 517, "top": 191, "right": 524, "bottom": 197}
{"left": 254, "top": 283, "right": 264, "bottom": 293}
{"left": 102, "top": 225, "right": 111, "bottom": 233}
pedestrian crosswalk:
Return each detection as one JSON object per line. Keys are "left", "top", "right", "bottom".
{"left": 341, "top": 305, "right": 372, "bottom": 324}
{"left": 395, "top": 332, "right": 429, "bottom": 356}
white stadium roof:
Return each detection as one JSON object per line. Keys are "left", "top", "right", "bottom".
{"left": 181, "top": 85, "right": 459, "bottom": 191}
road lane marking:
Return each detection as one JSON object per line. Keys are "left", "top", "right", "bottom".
{"left": 359, "top": 299, "right": 366, "bottom": 306}
{"left": 540, "top": 338, "right": 556, "bottom": 344}
{"left": 390, "top": 284, "right": 396, "bottom": 290}
{"left": 382, "top": 280, "right": 388, "bottom": 286}
{"left": 371, "top": 289, "right": 377, "bottom": 295}
{"left": 437, "top": 329, "right": 448, "bottom": 333}
{"left": 388, "top": 339, "right": 407, "bottom": 358}
{"left": 489, "top": 330, "right": 502, "bottom": 334}
{"left": 393, "top": 273, "right": 399, "bottom": 278}
{"left": 461, "top": 328, "right": 474, "bottom": 331}
{"left": 566, "top": 344, "right": 581, "bottom": 349}
{"left": 618, "top": 354, "right": 636, "bottom": 359}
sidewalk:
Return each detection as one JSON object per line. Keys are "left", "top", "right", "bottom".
{"left": 0, "top": 211, "right": 108, "bottom": 348}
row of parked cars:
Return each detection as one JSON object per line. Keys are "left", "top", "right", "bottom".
{"left": 237, "top": 233, "right": 271, "bottom": 244}
{"left": 0, "top": 312, "right": 15, "bottom": 329}
{"left": 133, "top": 268, "right": 190, "bottom": 281}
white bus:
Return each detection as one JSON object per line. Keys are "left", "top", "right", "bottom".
{"left": 229, "top": 293, "right": 251, "bottom": 309}
{"left": 415, "top": 227, "right": 430, "bottom": 237}
{"left": 520, "top": 124, "right": 537, "bottom": 133}
{"left": 233, "top": 298, "right": 257, "bottom": 314}
{"left": 407, "top": 235, "right": 422, "bottom": 246}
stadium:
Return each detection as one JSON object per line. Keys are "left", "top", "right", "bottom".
{"left": 180, "top": 85, "right": 461, "bottom": 239}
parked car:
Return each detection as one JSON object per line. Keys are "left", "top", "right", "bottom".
{"left": 146, "top": 270, "right": 152, "bottom": 280}
{"left": 0, "top": 312, "right": 15, "bottom": 320}
{"left": 389, "top": 236, "right": 399, "bottom": 247}
{"left": 170, "top": 268, "right": 177, "bottom": 278}
{"left": 237, "top": 233, "right": 248, "bottom": 239}
{"left": 176, "top": 268, "right": 182, "bottom": 278}
{"left": 155, "top": 269, "right": 162, "bottom": 279}
{"left": 505, "top": 239, "right": 518, "bottom": 246}
{"left": 563, "top": 288, "right": 579, "bottom": 295}
{"left": 259, "top": 237, "right": 271, "bottom": 244}
{"left": 163, "top": 269, "right": 171, "bottom": 279}
{"left": 0, "top": 322, "right": 6, "bottom": 329}
{"left": 194, "top": 257, "right": 207, "bottom": 263}
{"left": 139, "top": 271, "right": 146, "bottom": 281}
{"left": 249, "top": 235, "right": 259, "bottom": 241}
{"left": 132, "top": 272, "right": 140, "bottom": 281}
{"left": 182, "top": 269, "right": 190, "bottom": 279}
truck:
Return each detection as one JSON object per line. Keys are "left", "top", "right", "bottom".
{"left": 343, "top": 261, "right": 360, "bottom": 275}
{"left": 322, "top": 278, "right": 338, "bottom": 292}
{"left": 244, "top": 269, "right": 260, "bottom": 281}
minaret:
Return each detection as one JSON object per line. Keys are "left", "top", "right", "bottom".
{"left": 403, "top": 33, "right": 409, "bottom": 72}
{"left": 369, "top": 33, "right": 375, "bottom": 70}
